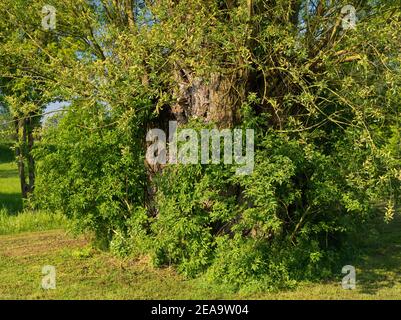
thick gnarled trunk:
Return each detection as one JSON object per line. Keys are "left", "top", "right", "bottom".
{"left": 171, "top": 70, "right": 248, "bottom": 128}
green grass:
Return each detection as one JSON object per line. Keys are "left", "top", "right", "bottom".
{"left": 0, "top": 223, "right": 400, "bottom": 300}
{"left": 0, "top": 209, "right": 67, "bottom": 235}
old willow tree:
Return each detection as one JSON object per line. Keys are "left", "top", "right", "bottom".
{"left": 3, "top": 0, "right": 399, "bottom": 290}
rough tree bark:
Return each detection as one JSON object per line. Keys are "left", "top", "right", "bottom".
{"left": 171, "top": 70, "right": 247, "bottom": 127}
{"left": 169, "top": 1, "right": 254, "bottom": 128}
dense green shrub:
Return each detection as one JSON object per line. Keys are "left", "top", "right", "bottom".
{"left": 129, "top": 119, "right": 399, "bottom": 291}
{"left": 32, "top": 101, "right": 150, "bottom": 247}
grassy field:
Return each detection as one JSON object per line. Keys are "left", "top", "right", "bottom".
{"left": 0, "top": 225, "right": 401, "bottom": 300}
{"left": 0, "top": 143, "right": 401, "bottom": 300}
{"left": 0, "top": 210, "right": 66, "bottom": 235}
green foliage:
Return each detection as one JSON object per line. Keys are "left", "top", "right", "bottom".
{"left": 130, "top": 119, "right": 399, "bottom": 291}
{"left": 32, "top": 101, "right": 150, "bottom": 247}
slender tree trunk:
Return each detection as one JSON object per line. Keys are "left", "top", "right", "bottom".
{"left": 14, "top": 117, "right": 28, "bottom": 199}
{"left": 27, "top": 118, "right": 35, "bottom": 194}
{"left": 125, "top": 0, "right": 135, "bottom": 30}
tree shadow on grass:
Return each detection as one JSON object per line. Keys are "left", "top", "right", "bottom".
{"left": 356, "top": 217, "right": 401, "bottom": 295}
{"left": 0, "top": 192, "right": 23, "bottom": 214}
{"left": 357, "top": 258, "right": 401, "bottom": 295}
{"left": 0, "top": 144, "right": 14, "bottom": 163}
{"left": 0, "top": 169, "right": 19, "bottom": 179}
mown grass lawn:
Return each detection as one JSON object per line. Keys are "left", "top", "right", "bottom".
{"left": 0, "top": 226, "right": 401, "bottom": 300}
{"left": 1, "top": 143, "right": 401, "bottom": 300}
